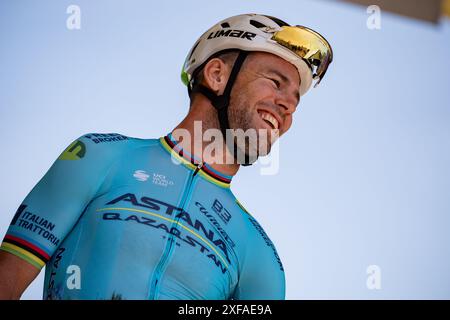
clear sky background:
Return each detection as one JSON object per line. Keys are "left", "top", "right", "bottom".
{"left": 1, "top": 0, "right": 449, "bottom": 299}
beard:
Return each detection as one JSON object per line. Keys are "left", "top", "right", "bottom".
{"left": 227, "top": 99, "right": 279, "bottom": 165}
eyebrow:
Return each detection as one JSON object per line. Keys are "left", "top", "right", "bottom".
{"left": 267, "top": 69, "right": 300, "bottom": 105}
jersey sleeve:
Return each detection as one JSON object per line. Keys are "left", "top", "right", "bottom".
{"left": 232, "top": 214, "right": 286, "bottom": 300}
{"left": 0, "top": 133, "right": 130, "bottom": 270}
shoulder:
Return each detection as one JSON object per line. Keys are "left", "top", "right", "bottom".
{"left": 80, "top": 133, "right": 131, "bottom": 145}
{"left": 230, "top": 197, "right": 286, "bottom": 299}
{"left": 234, "top": 197, "right": 285, "bottom": 272}
{"left": 58, "top": 132, "right": 159, "bottom": 161}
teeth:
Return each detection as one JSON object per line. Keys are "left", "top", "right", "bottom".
{"left": 259, "top": 111, "right": 279, "bottom": 129}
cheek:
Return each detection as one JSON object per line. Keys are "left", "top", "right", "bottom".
{"left": 250, "top": 85, "right": 278, "bottom": 118}
{"left": 282, "top": 115, "right": 293, "bottom": 134}
{"left": 231, "top": 80, "right": 275, "bottom": 121}
{"left": 249, "top": 80, "right": 274, "bottom": 102}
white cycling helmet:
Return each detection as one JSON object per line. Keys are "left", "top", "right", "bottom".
{"left": 182, "top": 13, "right": 333, "bottom": 97}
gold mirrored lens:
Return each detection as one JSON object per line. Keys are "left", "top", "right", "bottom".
{"left": 271, "top": 26, "right": 333, "bottom": 86}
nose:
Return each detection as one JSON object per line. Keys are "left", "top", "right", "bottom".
{"left": 275, "top": 91, "right": 298, "bottom": 115}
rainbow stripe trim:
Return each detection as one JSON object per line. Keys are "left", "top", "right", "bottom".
{"left": 159, "top": 134, "right": 233, "bottom": 188}
{"left": 0, "top": 234, "right": 50, "bottom": 269}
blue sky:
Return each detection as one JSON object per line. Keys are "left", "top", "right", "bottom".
{"left": 0, "top": 0, "right": 449, "bottom": 299}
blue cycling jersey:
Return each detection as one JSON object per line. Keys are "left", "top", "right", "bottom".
{"left": 1, "top": 133, "right": 285, "bottom": 300}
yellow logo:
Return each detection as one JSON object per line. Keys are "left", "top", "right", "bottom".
{"left": 58, "top": 140, "right": 86, "bottom": 160}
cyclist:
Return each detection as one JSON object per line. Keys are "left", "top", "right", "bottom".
{"left": 0, "top": 13, "right": 333, "bottom": 299}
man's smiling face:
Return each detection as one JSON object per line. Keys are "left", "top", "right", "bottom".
{"left": 228, "top": 51, "right": 301, "bottom": 158}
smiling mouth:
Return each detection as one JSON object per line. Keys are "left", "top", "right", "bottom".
{"left": 257, "top": 110, "right": 280, "bottom": 130}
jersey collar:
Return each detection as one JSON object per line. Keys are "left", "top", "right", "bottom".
{"left": 159, "top": 133, "right": 233, "bottom": 187}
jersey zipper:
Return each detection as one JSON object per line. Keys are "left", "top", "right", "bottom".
{"left": 148, "top": 162, "right": 203, "bottom": 299}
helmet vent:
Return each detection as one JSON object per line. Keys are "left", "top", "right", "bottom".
{"left": 187, "top": 40, "right": 201, "bottom": 60}
{"left": 249, "top": 19, "right": 268, "bottom": 29}
{"left": 220, "top": 22, "right": 230, "bottom": 28}
{"left": 262, "top": 15, "right": 290, "bottom": 27}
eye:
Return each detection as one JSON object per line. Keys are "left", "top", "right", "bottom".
{"left": 270, "top": 78, "right": 281, "bottom": 88}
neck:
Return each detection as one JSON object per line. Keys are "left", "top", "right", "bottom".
{"left": 171, "top": 96, "right": 240, "bottom": 178}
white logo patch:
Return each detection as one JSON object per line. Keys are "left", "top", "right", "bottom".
{"left": 152, "top": 173, "right": 174, "bottom": 187}
{"left": 133, "top": 170, "right": 150, "bottom": 182}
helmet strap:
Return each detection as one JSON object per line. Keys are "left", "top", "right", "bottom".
{"left": 190, "top": 51, "right": 254, "bottom": 166}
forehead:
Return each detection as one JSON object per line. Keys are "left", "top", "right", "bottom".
{"left": 246, "top": 52, "right": 300, "bottom": 85}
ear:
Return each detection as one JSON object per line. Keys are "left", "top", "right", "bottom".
{"left": 202, "top": 58, "right": 230, "bottom": 95}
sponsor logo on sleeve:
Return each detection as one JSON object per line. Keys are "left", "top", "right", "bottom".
{"left": 84, "top": 133, "right": 128, "bottom": 144}
{"left": 58, "top": 140, "right": 86, "bottom": 160}
{"left": 248, "top": 216, "right": 284, "bottom": 272}
{"left": 13, "top": 206, "right": 61, "bottom": 246}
